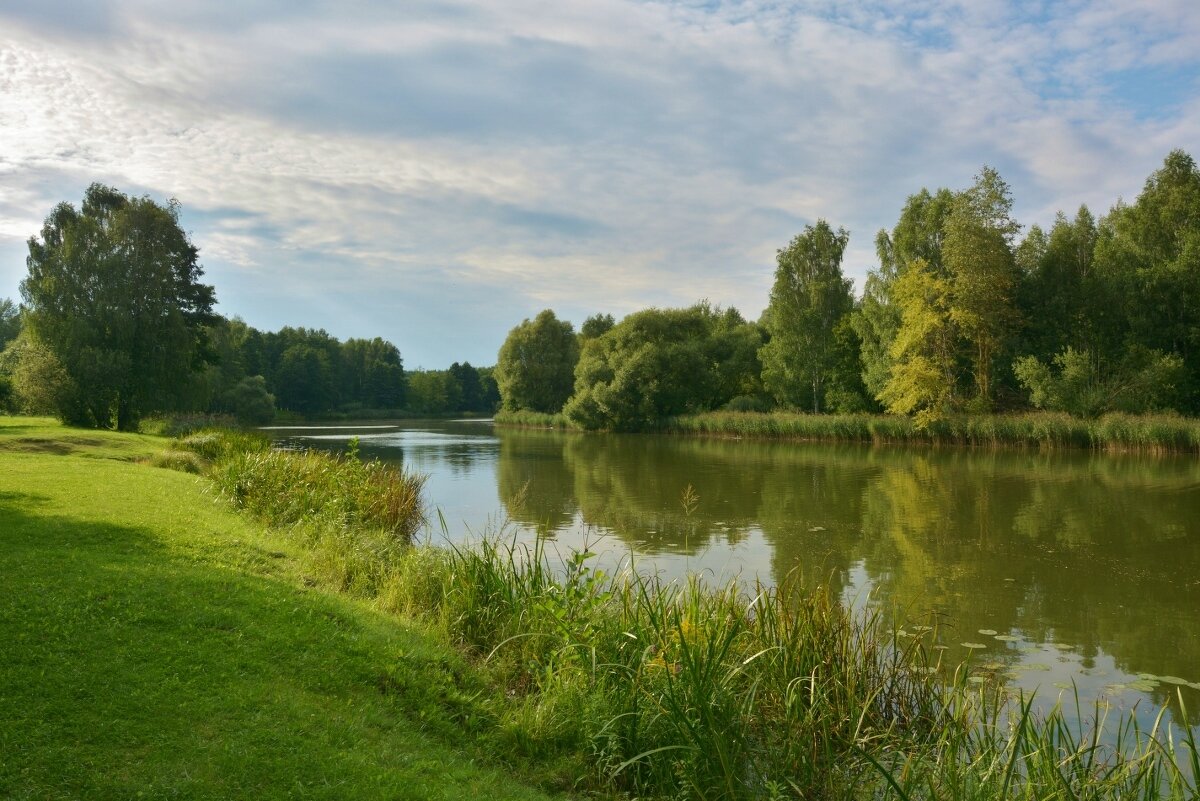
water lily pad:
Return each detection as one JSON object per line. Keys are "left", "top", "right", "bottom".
{"left": 1158, "top": 676, "right": 1189, "bottom": 686}
{"left": 1186, "top": 682, "right": 1200, "bottom": 691}
{"left": 809, "top": 526, "right": 826, "bottom": 532}
{"left": 1137, "top": 673, "right": 1158, "bottom": 680}
{"left": 980, "top": 662, "right": 1005, "bottom": 671}
{"left": 1051, "top": 643, "right": 1076, "bottom": 650}
{"left": 1128, "top": 680, "right": 1159, "bottom": 692}
{"left": 995, "top": 635, "right": 1021, "bottom": 642}
{"left": 1104, "top": 684, "right": 1129, "bottom": 694}
{"left": 910, "top": 625, "right": 934, "bottom": 632}
{"left": 1053, "top": 682, "right": 1073, "bottom": 690}
{"left": 961, "top": 642, "right": 987, "bottom": 649}
{"left": 967, "top": 676, "right": 986, "bottom": 684}
{"left": 894, "top": 630, "right": 910, "bottom": 638}
{"left": 932, "top": 645, "right": 949, "bottom": 651}
{"left": 1022, "top": 663, "right": 1052, "bottom": 671}
{"left": 978, "top": 629, "right": 998, "bottom": 636}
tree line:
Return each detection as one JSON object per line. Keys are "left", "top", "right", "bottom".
{"left": 0, "top": 184, "right": 497, "bottom": 429}
{"left": 495, "top": 150, "right": 1200, "bottom": 430}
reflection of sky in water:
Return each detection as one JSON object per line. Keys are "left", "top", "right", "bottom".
{"left": 272, "top": 420, "right": 1200, "bottom": 738}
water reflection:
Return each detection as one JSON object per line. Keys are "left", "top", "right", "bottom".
{"left": 275, "top": 421, "right": 1200, "bottom": 722}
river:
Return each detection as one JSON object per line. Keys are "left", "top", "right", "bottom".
{"left": 267, "top": 418, "right": 1200, "bottom": 729}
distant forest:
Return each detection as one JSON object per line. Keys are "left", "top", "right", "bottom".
{"left": 2, "top": 150, "right": 1198, "bottom": 431}
{"left": 494, "top": 150, "right": 1200, "bottom": 430}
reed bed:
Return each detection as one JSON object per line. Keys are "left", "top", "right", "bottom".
{"left": 492, "top": 409, "right": 572, "bottom": 429}
{"left": 187, "top": 430, "right": 427, "bottom": 542}
{"left": 659, "top": 411, "right": 1200, "bottom": 453}
{"left": 371, "top": 535, "right": 1199, "bottom": 800}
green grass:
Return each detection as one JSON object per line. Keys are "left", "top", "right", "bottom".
{"left": 492, "top": 410, "right": 571, "bottom": 430}
{"left": 0, "top": 417, "right": 557, "bottom": 800}
{"left": 6, "top": 416, "right": 1199, "bottom": 799}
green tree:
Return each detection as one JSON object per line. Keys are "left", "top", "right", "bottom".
{"left": 1093, "top": 150, "right": 1200, "bottom": 410}
{"left": 1, "top": 332, "right": 74, "bottom": 415}
{"left": 759, "top": 220, "right": 854, "bottom": 412}
{"left": 852, "top": 189, "right": 955, "bottom": 400}
{"left": 495, "top": 310, "right": 579, "bottom": 413}
{"left": 580, "top": 313, "right": 616, "bottom": 341}
{"left": 449, "top": 361, "right": 484, "bottom": 412}
{"left": 879, "top": 259, "right": 958, "bottom": 426}
{"left": 944, "top": 167, "right": 1020, "bottom": 407}
{"left": 1014, "top": 346, "right": 1182, "bottom": 417}
{"left": 20, "top": 185, "right": 216, "bottom": 429}
{"left": 565, "top": 304, "right": 757, "bottom": 431}
{"left": 342, "top": 337, "right": 406, "bottom": 409}
{"left": 275, "top": 344, "right": 334, "bottom": 415}
{"left": 0, "top": 298, "right": 19, "bottom": 351}
{"left": 222, "top": 375, "right": 276, "bottom": 424}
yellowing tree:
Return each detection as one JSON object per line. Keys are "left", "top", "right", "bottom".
{"left": 879, "top": 259, "right": 957, "bottom": 427}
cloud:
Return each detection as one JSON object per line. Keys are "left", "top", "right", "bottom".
{"left": 0, "top": 1, "right": 1197, "bottom": 365}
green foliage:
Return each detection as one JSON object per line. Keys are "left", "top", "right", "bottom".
{"left": 759, "top": 219, "right": 856, "bottom": 412}
{"left": 853, "top": 189, "right": 955, "bottom": 400}
{"left": 564, "top": 304, "right": 761, "bottom": 431}
{"left": 496, "top": 310, "right": 579, "bottom": 413}
{"left": 1093, "top": 150, "right": 1200, "bottom": 410}
{"left": 21, "top": 184, "right": 217, "bottom": 430}
{"left": 1014, "top": 346, "right": 1183, "bottom": 417}
{"left": 0, "top": 298, "right": 19, "bottom": 351}
{"left": 222, "top": 375, "right": 276, "bottom": 424}
{"left": 208, "top": 439, "right": 427, "bottom": 541}
{"left": 1, "top": 332, "right": 74, "bottom": 415}
{"left": 944, "top": 166, "right": 1020, "bottom": 406}
{"left": 879, "top": 259, "right": 959, "bottom": 427}
{"left": 579, "top": 312, "right": 615, "bottom": 340}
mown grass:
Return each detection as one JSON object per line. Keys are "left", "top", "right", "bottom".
{"left": 0, "top": 418, "right": 557, "bottom": 800}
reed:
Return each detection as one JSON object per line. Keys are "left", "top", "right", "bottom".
{"left": 492, "top": 409, "right": 572, "bottom": 429}
{"left": 371, "top": 534, "right": 1199, "bottom": 799}
{"left": 657, "top": 411, "right": 1200, "bottom": 453}
{"left": 195, "top": 431, "right": 427, "bottom": 542}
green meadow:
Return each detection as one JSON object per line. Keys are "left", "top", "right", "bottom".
{"left": 0, "top": 417, "right": 554, "bottom": 801}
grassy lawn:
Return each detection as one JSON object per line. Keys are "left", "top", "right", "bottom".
{"left": 0, "top": 417, "right": 557, "bottom": 800}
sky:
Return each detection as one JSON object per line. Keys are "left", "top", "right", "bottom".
{"left": 1, "top": 1, "right": 1199, "bottom": 368}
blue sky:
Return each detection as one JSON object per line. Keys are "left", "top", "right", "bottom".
{"left": 1, "top": 1, "right": 1198, "bottom": 368}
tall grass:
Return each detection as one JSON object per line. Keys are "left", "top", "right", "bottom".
{"left": 659, "top": 411, "right": 1200, "bottom": 453}
{"left": 183, "top": 430, "right": 427, "bottom": 543}
{"left": 368, "top": 534, "right": 1199, "bottom": 799}
{"left": 492, "top": 410, "right": 571, "bottom": 429}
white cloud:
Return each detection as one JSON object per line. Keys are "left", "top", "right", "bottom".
{"left": 0, "top": 1, "right": 1197, "bottom": 364}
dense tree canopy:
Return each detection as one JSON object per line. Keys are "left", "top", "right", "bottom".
{"left": 21, "top": 184, "right": 216, "bottom": 429}
{"left": 495, "top": 310, "right": 580, "bottom": 413}
{"left": 759, "top": 220, "right": 857, "bottom": 412}
{"left": 564, "top": 304, "right": 762, "bottom": 431}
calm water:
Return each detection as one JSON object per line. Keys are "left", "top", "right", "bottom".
{"left": 269, "top": 419, "right": 1200, "bottom": 727}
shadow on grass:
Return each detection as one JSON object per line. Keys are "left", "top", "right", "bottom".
{"left": 0, "top": 502, "right": 539, "bottom": 801}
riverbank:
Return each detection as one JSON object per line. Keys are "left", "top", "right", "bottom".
{"left": 0, "top": 417, "right": 556, "bottom": 800}
{"left": 494, "top": 409, "right": 1200, "bottom": 453}
{"left": 5, "top": 416, "right": 1199, "bottom": 799}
